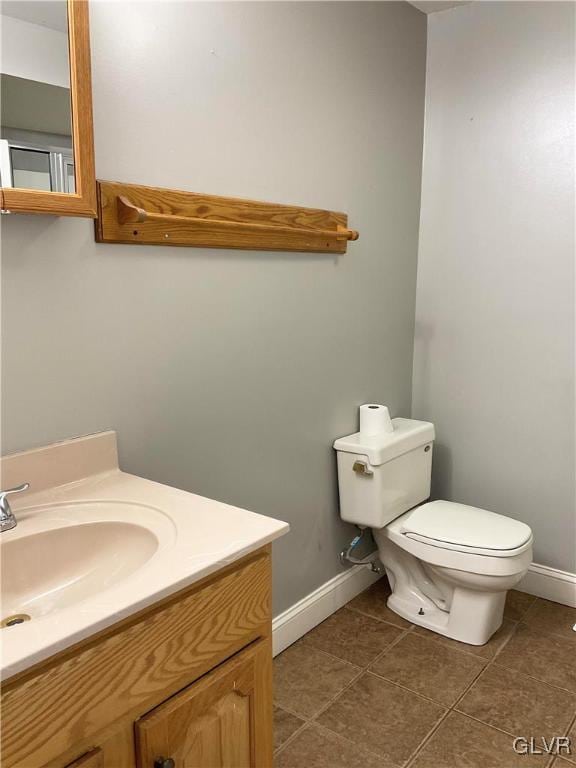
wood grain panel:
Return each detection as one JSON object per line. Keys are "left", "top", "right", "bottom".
{"left": 45, "top": 718, "right": 136, "bottom": 768}
{"left": 97, "top": 726, "right": 135, "bottom": 768}
{"left": 95, "top": 180, "right": 357, "bottom": 253}
{"left": 64, "top": 749, "right": 103, "bottom": 768}
{"left": 2, "top": 551, "right": 271, "bottom": 768}
{"left": 1, "top": 0, "right": 96, "bottom": 217}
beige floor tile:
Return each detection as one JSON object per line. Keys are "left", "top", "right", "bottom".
{"left": 413, "top": 618, "right": 517, "bottom": 660}
{"left": 370, "top": 633, "right": 485, "bottom": 706}
{"left": 273, "top": 706, "right": 305, "bottom": 752}
{"left": 523, "top": 599, "right": 576, "bottom": 643}
{"left": 300, "top": 607, "right": 404, "bottom": 667}
{"left": 410, "top": 711, "right": 549, "bottom": 768}
{"left": 496, "top": 624, "right": 576, "bottom": 693}
{"left": 504, "top": 590, "right": 537, "bottom": 622}
{"left": 316, "top": 672, "right": 446, "bottom": 766}
{"left": 275, "top": 723, "right": 394, "bottom": 768}
{"left": 457, "top": 664, "right": 576, "bottom": 737}
{"left": 274, "top": 643, "right": 360, "bottom": 718}
{"left": 347, "top": 578, "right": 412, "bottom": 629}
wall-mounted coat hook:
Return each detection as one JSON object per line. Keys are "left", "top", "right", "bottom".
{"left": 95, "top": 181, "right": 359, "bottom": 253}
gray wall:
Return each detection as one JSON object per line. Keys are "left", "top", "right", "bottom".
{"left": 1, "top": 2, "right": 427, "bottom": 613}
{"left": 413, "top": 2, "right": 575, "bottom": 573}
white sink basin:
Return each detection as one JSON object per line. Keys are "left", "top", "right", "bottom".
{"left": 0, "top": 434, "right": 289, "bottom": 680}
{"left": 1, "top": 501, "right": 174, "bottom": 623}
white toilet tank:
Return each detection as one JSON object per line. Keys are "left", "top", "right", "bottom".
{"left": 334, "top": 418, "right": 435, "bottom": 528}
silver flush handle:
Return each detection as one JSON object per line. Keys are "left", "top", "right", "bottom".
{"left": 353, "top": 460, "right": 373, "bottom": 476}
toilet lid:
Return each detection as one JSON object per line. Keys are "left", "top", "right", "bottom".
{"left": 401, "top": 500, "right": 532, "bottom": 555}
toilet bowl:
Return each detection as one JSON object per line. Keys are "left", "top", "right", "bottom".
{"left": 334, "top": 415, "right": 533, "bottom": 645}
{"left": 373, "top": 501, "right": 532, "bottom": 644}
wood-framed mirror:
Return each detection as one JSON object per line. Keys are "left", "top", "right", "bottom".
{"left": 0, "top": 0, "right": 96, "bottom": 217}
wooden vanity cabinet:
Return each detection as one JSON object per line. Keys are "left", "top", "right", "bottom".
{"left": 1, "top": 547, "right": 273, "bottom": 768}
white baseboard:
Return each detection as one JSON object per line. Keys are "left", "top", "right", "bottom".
{"left": 272, "top": 565, "right": 381, "bottom": 656}
{"left": 518, "top": 562, "right": 576, "bottom": 608}
{"left": 272, "top": 561, "right": 576, "bottom": 657}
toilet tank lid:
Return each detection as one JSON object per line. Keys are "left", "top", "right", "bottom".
{"left": 333, "top": 418, "right": 435, "bottom": 466}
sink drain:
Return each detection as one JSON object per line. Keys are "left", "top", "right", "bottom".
{"left": 1, "top": 613, "right": 31, "bottom": 628}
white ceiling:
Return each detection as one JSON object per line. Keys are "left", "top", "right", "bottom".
{"left": 1, "top": 1, "right": 68, "bottom": 32}
{"left": 407, "top": 1, "right": 471, "bottom": 14}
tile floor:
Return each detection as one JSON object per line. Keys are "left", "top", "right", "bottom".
{"left": 273, "top": 579, "right": 576, "bottom": 768}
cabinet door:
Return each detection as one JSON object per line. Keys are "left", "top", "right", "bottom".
{"left": 135, "top": 640, "right": 272, "bottom": 768}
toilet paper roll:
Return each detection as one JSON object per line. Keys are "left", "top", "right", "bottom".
{"left": 359, "top": 404, "right": 394, "bottom": 436}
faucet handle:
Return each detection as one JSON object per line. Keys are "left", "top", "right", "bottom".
{"left": 0, "top": 482, "right": 30, "bottom": 498}
{"left": 0, "top": 482, "right": 28, "bottom": 533}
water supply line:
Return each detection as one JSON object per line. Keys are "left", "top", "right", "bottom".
{"left": 340, "top": 527, "right": 383, "bottom": 573}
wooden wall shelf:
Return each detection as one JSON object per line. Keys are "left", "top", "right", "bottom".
{"left": 95, "top": 181, "right": 359, "bottom": 253}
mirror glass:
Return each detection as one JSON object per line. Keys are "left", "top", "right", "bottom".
{"left": 0, "top": 1, "right": 74, "bottom": 193}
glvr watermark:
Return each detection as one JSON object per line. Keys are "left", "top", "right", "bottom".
{"left": 513, "top": 737, "right": 572, "bottom": 756}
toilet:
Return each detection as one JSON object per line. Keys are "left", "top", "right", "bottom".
{"left": 334, "top": 416, "right": 533, "bottom": 645}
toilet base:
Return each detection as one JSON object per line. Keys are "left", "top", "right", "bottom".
{"left": 374, "top": 530, "right": 524, "bottom": 646}
{"left": 385, "top": 585, "right": 506, "bottom": 645}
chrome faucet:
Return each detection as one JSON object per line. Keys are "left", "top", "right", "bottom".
{"left": 0, "top": 483, "right": 30, "bottom": 532}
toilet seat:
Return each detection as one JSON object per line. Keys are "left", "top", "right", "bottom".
{"left": 400, "top": 500, "right": 533, "bottom": 557}
{"left": 384, "top": 505, "right": 533, "bottom": 578}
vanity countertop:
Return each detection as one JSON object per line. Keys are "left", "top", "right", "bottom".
{"left": 0, "top": 432, "right": 289, "bottom": 680}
